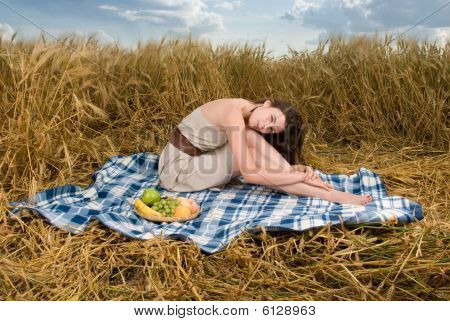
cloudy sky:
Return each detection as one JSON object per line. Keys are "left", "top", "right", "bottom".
{"left": 0, "top": 0, "right": 449, "bottom": 57}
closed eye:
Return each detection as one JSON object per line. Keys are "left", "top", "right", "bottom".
{"left": 271, "top": 115, "right": 276, "bottom": 132}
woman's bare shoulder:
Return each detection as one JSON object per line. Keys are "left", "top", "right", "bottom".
{"left": 200, "top": 98, "right": 246, "bottom": 128}
{"left": 207, "top": 98, "right": 248, "bottom": 115}
{"left": 208, "top": 97, "right": 247, "bottom": 106}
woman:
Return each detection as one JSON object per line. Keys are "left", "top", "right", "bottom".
{"left": 158, "top": 98, "right": 372, "bottom": 205}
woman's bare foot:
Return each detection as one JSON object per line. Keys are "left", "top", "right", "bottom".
{"left": 328, "top": 189, "right": 372, "bottom": 205}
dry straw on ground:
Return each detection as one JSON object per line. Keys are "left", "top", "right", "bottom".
{"left": 0, "top": 33, "right": 448, "bottom": 300}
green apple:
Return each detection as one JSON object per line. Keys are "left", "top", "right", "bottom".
{"left": 141, "top": 188, "right": 161, "bottom": 205}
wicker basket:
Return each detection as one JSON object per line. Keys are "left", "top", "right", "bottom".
{"left": 137, "top": 207, "right": 201, "bottom": 223}
{"left": 134, "top": 198, "right": 201, "bottom": 223}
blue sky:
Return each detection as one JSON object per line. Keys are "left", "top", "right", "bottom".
{"left": 0, "top": 0, "right": 449, "bottom": 57}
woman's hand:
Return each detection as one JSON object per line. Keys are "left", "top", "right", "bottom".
{"left": 291, "top": 164, "right": 306, "bottom": 172}
{"left": 294, "top": 164, "right": 334, "bottom": 191}
{"left": 292, "top": 164, "right": 319, "bottom": 180}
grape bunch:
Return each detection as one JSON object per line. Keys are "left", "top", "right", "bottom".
{"left": 151, "top": 197, "right": 180, "bottom": 217}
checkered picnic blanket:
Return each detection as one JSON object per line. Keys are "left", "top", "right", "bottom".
{"left": 7, "top": 152, "right": 423, "bottom": 254}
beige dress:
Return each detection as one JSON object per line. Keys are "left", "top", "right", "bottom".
{"left": 158, "top": 106, "right": 235, "bottom": 192}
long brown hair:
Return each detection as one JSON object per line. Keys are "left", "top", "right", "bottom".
{"left": 249, "top": 98, "right": 306, "bottom": 165}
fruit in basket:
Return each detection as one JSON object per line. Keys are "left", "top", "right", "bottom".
{"left": 189, "top": 201, "right": 200, "bottom": 214}
{"left": 150, "top": 197, "right": 180, "bottom": 217}
{"left": 176, "top": 197, "right": 199, "bottom": 214}
{"left": 135, "top": 194, "right": 200, "bottom": 220}
{"left": 141, "top": 188, "right": 161, "bottom": 205}
{"left": 177, "top": 197, "right": 190, "bottom": 207}
{"left": 174, "top": 205, "right": 191, "bottom": 218}
{"left": 135, "top": 198, "right": 162, "bottom": 218}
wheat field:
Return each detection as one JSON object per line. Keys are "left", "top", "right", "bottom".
{"left": 0, "top": 32, "right": 448, "bottom": 300}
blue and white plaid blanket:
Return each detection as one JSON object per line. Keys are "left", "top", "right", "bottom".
{"left": 8, "top": 152, "right": 423, "bottom": 254}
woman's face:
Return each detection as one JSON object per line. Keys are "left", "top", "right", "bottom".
{"left": 249, "top": 102, "right": 286, "bottom": 134}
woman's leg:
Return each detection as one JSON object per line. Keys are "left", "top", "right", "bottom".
{"left": 241, "top": 129, "right": 372, "bottom": 205}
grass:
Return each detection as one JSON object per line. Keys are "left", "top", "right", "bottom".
{"left": 0, "top": 32, "right": 448, "bottom": 300}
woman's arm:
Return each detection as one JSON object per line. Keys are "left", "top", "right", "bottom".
{"left": 293, "top": 164, "right": 321, "bottom": 180}
{"left": 292, "top": 164, "right": 333, "bottom": 190}
{"left": 224, "top": 106, "right": 306, "bottom": 186}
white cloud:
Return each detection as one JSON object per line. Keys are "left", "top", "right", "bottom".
{"left": 213, "top": 1, "right": 243, "bottom": 10}
{"left": 281, "top": 0, "right": 450, "bottom": 46}
{"left": 434, "top": 26, "right": 450, "bottom": 47}
{"left": 283, "top": 0, "right": 321, "bottom": 19}
{"left": 281, "top": 0, "right": 375, "bottom": 32}
{"left": 393, "top": 25, "right": 450, "bottom": 47}
{"left": 98, "top": 0, "right": 225, "bottom": 36}
{"left": 0, "top": 22, "right": 14, "bottom": 40}
{"left": 98, "top": 4, "right": 118, "bottom": 11}
{"left": 342, "top": 0, "right": 370, "bottom": 9}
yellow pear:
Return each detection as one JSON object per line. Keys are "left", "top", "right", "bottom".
{"left": 176, "top": 197, "right": 199, "bottom": 214}
{"left": 174, "top": 205, "right": 191, "bottom": 218}
{"left": 176, "top": 197, "right": 191, "bottom": 208}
